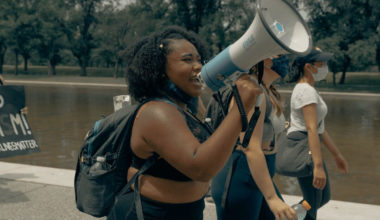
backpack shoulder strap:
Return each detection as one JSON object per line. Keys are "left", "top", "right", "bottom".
{"left": 115, "top": 153, "right": 159, "bottom": 198}
{"left": 241, "top": 106, "right": 261, "bottom": 148}
{"left": 114, "top": 153, "right": 159, "bottom": 220}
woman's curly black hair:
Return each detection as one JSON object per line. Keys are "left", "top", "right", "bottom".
{"left": 121, "top": 26, "right": 209, "bottom": 102}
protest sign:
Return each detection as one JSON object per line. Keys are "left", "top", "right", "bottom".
{"left": 0, "top": 85, "right": 40, "bottom": 158}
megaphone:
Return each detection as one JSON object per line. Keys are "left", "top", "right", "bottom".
{"left": 200, "top": 0, "right": 313, "bottom": 91}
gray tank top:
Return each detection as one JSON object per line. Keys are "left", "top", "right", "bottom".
{"left": 262, "top": 88, "right": 275, "bottom": 142}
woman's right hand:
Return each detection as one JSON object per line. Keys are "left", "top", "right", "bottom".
{"left": 267, "top": 196, "right": 297, "bottom": 220}
{"left": 313, "top": 166, "right": 326, "bottom": 189}
{"left": 234, "top": 74, "right": 263, "bottom": 112}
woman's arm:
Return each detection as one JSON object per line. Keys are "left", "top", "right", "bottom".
{"left": 132, "top": 75, "right": 262, "bottom": 182}
{"left": 243, "top": 96, "right": 296, "bottom": 220}
{"left": 302, "top": 103, "right": 326, "bottom": 189}
{"left": 321, "top": 131, "right": 349, "bottom": 174}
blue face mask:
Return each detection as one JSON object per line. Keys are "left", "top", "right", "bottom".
{"left": 271, "top": 55, "right": 290, "bottom": 78}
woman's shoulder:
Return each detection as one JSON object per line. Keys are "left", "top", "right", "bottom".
{"left": 291, "top": 83, "right": 319, "bottom": 106}
{"left": 133, "top": 99, "right": 186, "bottom": 131}
{"left": 292, "top": 83, "right": 318, "bottom": 95}
{"left": 293, "top": 82, "right": 314, "bottom": 90}
{"left": 141, "top": 99, "right": 181, "bottom": 116}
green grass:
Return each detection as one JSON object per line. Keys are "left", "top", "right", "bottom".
{"left": 2, "top": 65, "right": 124, "bottom": 78}
{"left": 2, "top": 65, "right": 380, "bottom": 93}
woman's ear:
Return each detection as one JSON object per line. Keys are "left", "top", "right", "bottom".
{"left": 264, "top": 58, "right": 273, "bottom": 69}
{"left": 304, "top": 63, "right": 316, "bottom": 74}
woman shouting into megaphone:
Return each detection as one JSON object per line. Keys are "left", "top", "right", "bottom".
{"left": 107, "top": 25, "right": 264, "bottom": 220}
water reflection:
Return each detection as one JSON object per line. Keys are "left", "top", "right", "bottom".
{"left": 1, "top": 85, "right": 380, "bottom": 205}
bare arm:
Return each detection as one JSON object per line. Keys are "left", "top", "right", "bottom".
{"left": 242, "top": 96, "right": 296, "bottom": 220}
{"left": 321, "top": 131, "right": 349, "bottom": 174}
{"left": 302, "top": 103, "right": 326, "bottom": 189}
{"left": 132, "top": 75, "right": 262, "bottom": 181}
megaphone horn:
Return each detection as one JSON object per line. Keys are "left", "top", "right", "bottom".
{"left": 200, "top": 0, "right": 313, "bottom": 91}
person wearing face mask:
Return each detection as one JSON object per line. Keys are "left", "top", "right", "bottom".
{"left": 284, "top": 47, "right": 349, "bottom": 220}
{"left": 205, "top": 56, "right": 297, "bottom": 220}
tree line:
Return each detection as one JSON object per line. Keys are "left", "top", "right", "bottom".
{"left": 0, "top": 0, "right": 378, "bottom": 84}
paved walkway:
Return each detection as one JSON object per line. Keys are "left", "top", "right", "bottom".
{"left": 1, "top": 161, "right": 380, "bottom": 220}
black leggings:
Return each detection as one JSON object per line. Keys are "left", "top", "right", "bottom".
{"left": 297, "top": 163, "right": 331, "bottom": 220}
{"left": 107, "top": 191, "right": 205, "bottom": 220}
{"left": 211, "top": 151, "right": 282, "bottom": 220}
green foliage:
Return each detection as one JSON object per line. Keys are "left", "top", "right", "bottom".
{"left": 60, "top": 0, "right": 104, "bottom": 76}
{"left": 34, "top": 0, "right": 68, "bottom": 75}
{"left": 173, "top": 0, "right": 255, "bottom": 56}
{"left": 122, "top": 0, "right": 171, "bottom": 43}
{"left": 2, "top": 64, "right": 117, "bottom": 77}
{"left": 0, "top": 0, "right": 379, "bottom": 79}
{"left": 0, "top": 0, "right": 43, "bottom": 74}
{"left": 92, "top": 3, "right": 126, "bottom": 70}
{"left": 348, "top": 39, "right": 377, "bottom": 71}
{"left": 168, "top": 0, "right": 221, "bottom": 33}
{"left": 304, "top": 0, "right": 380, "bottom": 78}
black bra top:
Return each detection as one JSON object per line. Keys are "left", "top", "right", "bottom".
{"left": 131, "top": 100, "right": 212, "bottom": 181}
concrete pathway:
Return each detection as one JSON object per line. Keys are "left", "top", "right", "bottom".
{"left": 1, "top": 161, "right": 380, "bottom": 220}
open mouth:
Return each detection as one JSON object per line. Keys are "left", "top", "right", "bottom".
{"left": 190, "top": 76, "right": 202, "bottom": 86}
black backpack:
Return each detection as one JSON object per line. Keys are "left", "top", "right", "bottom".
{"left": 74, "top": 99, "right": 159, "bottom": 218}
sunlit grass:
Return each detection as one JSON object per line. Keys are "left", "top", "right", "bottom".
{"left": 2, "top": 65, "right": 380, "bottom": 93}
{"left": 2, "top": 65, "right": 124, "bottom": 78}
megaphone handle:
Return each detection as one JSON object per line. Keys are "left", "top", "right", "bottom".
{"left": 231, "top": 85, "right": 248, "bottom": 132}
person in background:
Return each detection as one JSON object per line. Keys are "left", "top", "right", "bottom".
{"left": 286, "top": 47, "right": 349, "bottom": 220}
{"left": 0, "top": 75, "right": 4, "bottom": 85}
{"left": 207, "top": 56, "right": 296, "bottom": 220}
{"left": 0, "top": 74, "right": 28, "bottom": 114}
{"left": 107, "top": 26, "right": 262, "bottom": 220}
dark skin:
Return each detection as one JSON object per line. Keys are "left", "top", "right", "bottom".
{"left": 128, "top": 39, "right": 262, "bottom": 203}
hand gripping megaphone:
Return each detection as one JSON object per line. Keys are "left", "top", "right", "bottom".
{"left": 200, "top": 0, "right": 313, "bottom": 91}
